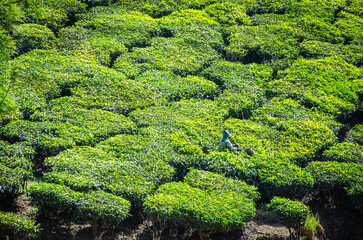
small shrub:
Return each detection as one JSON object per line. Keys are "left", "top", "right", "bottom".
{"left": 322, "top": 142, "right": 363, "bottom": 163}
{"left": 300, "top": 213, "right": 324, "bottom": 240}
{"left": 114, "top": 37, "right": 220, "bottom": 77}
{"left": 27, "top": 182, "right": 130, "bottom": 239}
{"left": 184, "top": 168, "right": 260, "bottom": 201}
{"left": 0, "top": 211, "right": 40, "bottom": 240}
{"left": 349, "top": 124, "right": 363, "bottom": 145}
{"left": 204, "top": 2, "right": 251, "bottom": 26}
{"left": 12, "top": 23, "right": 54, "bottom": 55}
{"left": 144, "top": 182, "right": 256, "bottom": 238}
{"left": 266, "top": 196, "right": 310, "bottom": 234}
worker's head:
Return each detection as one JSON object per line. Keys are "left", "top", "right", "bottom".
{"left": 221, "top": 130, "right": 231, "bottom": 142}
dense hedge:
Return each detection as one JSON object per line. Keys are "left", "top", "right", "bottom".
{"left": 0, "top": 210, "right": 40, "bottom": 240}
{"left": 144, "top": 182, "right": 256, "bottom": 237}
{"left": 0, "top": 163, "right": 30, "bottom": 203}
{"left": 114, "top": 37, "right": 220, "bottom": 78}
{"left": 27, "top": 182, "right": 130, "bottom": 239}
{"left": 268, "top": 57, "right": 362, "bottom": 118}
{"left": 184, "top": 168, "right": 260, "bottom": 201}
{"left": 44, "top": 146, "right": 175, "bottom": 203}
{"left": 266, "top": 196, "right": 310, "bottom": 230}
{"left": 135, "top": 70, "right": 218, "bottom": 101}
{"left": 5, "top": 50, "right": 164, "bottom": 116}
{"left": 322, "top": 142, "right": 363, "bottom": 163}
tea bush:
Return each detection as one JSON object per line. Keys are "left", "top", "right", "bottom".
{"left": 349, "top": 124, "right": 363, "bottom": 145}
{"left": 144, "top": 182, "right": 256, "bottom": 237}
{"left": 28, "top": 182, "right": 130, "bottom": 239}
{"left": 300, "top": 40, "right": 363, "bottom": 66}
{"left": 157, "top": 9, "right": 223, "bottom": 48}
{"left": 75, "top": 6, "right": 159, "bottom": 48}
{"left": 225, "top": 23, "right": 304, "bottom": 62}
{"left": 333, "top": 11, "right": 363, "bottom": 45}
{"left": 184, "top": 168, "right": 260, "bottom": 201}
{"left": 0, "top": 141, "right": 34, "bottom": 170}
{"left": 0, "top": 211, "right": 40, "bottom": 240}
{"left": 114, "top": 37, "right": 220, "bottom": 78}
{"left": 135, "top": 70, "right": 219, "bottom": 101}
{"left": 24, "top": 0, "right": 87, "bottom": 31}
{"left": 12, "top": 23, "right": 54, "bottom": 55}
{"left": 268, "top": 57, "right": 362, "bottom": 118}
{"left": 3, "top": 102, "right": 136, "bottom": 156}
{"left": 141, "top": 0, "right": 216, "bottom": 18}
{"left": 6, "top": 50, "right": 164, "bottom": 116}
{"left": 44, "top": 146, "right": 175, "bottom": 203}
{"left": 204, "top": 2, "right": 251, "bottom": 26}
{"left": 266, "top": 196, "right": 310, "bottom": 231}
{"left": 322, "top": 142, "right": 363, "bottom": 163}
{"left": 130, "top": 99, "right": 228, "bottom": 150}
{"left": 0, "top": 163, "right": 30, "bottom": 202}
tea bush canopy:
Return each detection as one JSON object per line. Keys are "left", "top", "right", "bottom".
{"left": 0, "top": 210, "right": 40, "bottom": 240}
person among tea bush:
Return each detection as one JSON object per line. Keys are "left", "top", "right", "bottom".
{"left": 220, "top": 130, "right": 255, "bottom": 155}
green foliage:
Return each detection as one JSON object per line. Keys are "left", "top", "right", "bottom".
{"left": 3, "top": 100, "right": 136, "bottom": 156}
{"left": 44, "top": 146, "right": 174, "bottom": 203}
{"left": 157, "top": 9, "right": 223, "bottom": 48}
{"left": 141, "top": 0, "right": 217, "bottom": 18}
{"left": 184, "top": 168, "right": 260, "bottom": 201}
{"left": 300, "top": 40, "right": 363, "bottom": 66}
{"left": 349, "top": 124, "right": 363, "bottom": 145}
{"left": 0, "top": 0, "right": 24, "bottom": 31}
{"left": 0, "top": 28, "right": 15, "bottom": 62}
{"left": 266, "top": 196, "right": 310, "bottom": 230}
{"left": 75, "top": 6, "right": 159, "bottom": 48}
{"left": 27, "top": 182, "right": 130, "bottom": 238}
{"left": 136, "top": 70, "right": 218, "bottom": 101}
{"left": 333, "top": 11, "right": 363, "bottom": 45}
{"left": 202, "top": 60, "right": 273, "bottom": 118}
{"left": 130, "top": 99, "right": 228, "bottom": 150}
{"left": 12, "top": 23, "right": 55, "bottom": 55}
{"left": 0, "top": 141, "right": 34, "bottom": 170}
{"left": 322, "top": 142, "right": 362, "bottom": 163}
{"left": 301, "top": 213, "right": 324, "bottom": 240}
{"left": 0, "top": 210, "right": 40, "bottom": 240}
{"left": 268, "top": 57, "right": 362, "bottom": 118}
{"left": 144, "top": 182, "right": 256, "bottom": 235}
{"left": 5, "top": 50, "right": 164, "bottom": 116}
{"left": 114, "top": 37, "right": 220, "bottom": 78}
{"left": 24, "top": 0, "right": 87, "bottom": 31}
{"left": 225, "top": 23, "right": 304, "bottom": 62}
{"left": 0, "top": 163, "right": 30, "bottom": 201}
{"left": 204, "top": 2, "right": 251, "bottom": 26}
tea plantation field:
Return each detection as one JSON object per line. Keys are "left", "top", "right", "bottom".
{"left": 0, "top": 0, "right": 362, "bottom": 239}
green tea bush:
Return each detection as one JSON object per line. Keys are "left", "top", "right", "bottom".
{"left": 252, "top": 98, "right": 339, "bottom": 163}
{"left": 225, "top": 23, "right": 304, "bottom": 62}
{"left": 24, "top": 0, "right": 87, "bottom": 31}
{"left": 135, "top": 70, "right": 219, "bottom": 101}
{"left": 349, "top": 124, "right": 363, "bottom": 145}
{"left": 44, "top": 146, "right": 175, "bottom": 203}
{"left": 75, "top": 6, "right": 159, "bottom": 48}
{"left": 0, "top": 211, "right": 40, "bottom": 240}
{"left": 0, "top": 141, "right": 34, "bottom": 170}
{"left": 322, "top": 142, "right": 363, "bottom": 163}
{"left": 268, "top": 57, "right": 362, "bottom": 118}
{"left": 334, "top": 11, "right": 363, "bottom": 45}
{"left": 141, "top": 0, "right": 216, "bottom": 18}
{"left": 345, "top": 0, "right": 362, "bottom": 17}
{"left": 6, "top": 50, "right": 164, "bottom": 116}
{"left": 0, "top": 27, "right": 15, "bottom": 63}
{"left": 3, "top": 102, "right": 136, "bottom": 156}
{"left": 0, "top": 163, "right": 30, "bottom": 203}
{"left": 306, "top": 161, "right": 363, "bottom": 211}
{"left": 184, "top": 168, "right": 260, "bottom": 200}
{"left": 300, "top": 40, "right": 363, "bottom": 66}
{"left": 204, "top": 2, "right": 251, "bottom": 26}
{"left": 114, "top": 37, "right": 220, "bottom": 78}
{"left": 157, "top": 9, "right": 223, "bottom": 48}
{"left": 27, "top": 182, "right": 130, "bottom": 239}
{"left": 144, "top": 182, "right": 256, "bottom": 237}
{"left": 12, "top": 23, "right": 54, "bottom": 55}
{"left": 266, "top": 196, "right": 310, "bottom": 232}
{"left": 130, "top": 99, "right": 228, "bottom": 150}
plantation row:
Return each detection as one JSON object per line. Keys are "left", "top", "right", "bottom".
{"left": 0, "top": 0, "right": 362, "bottom": 239}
